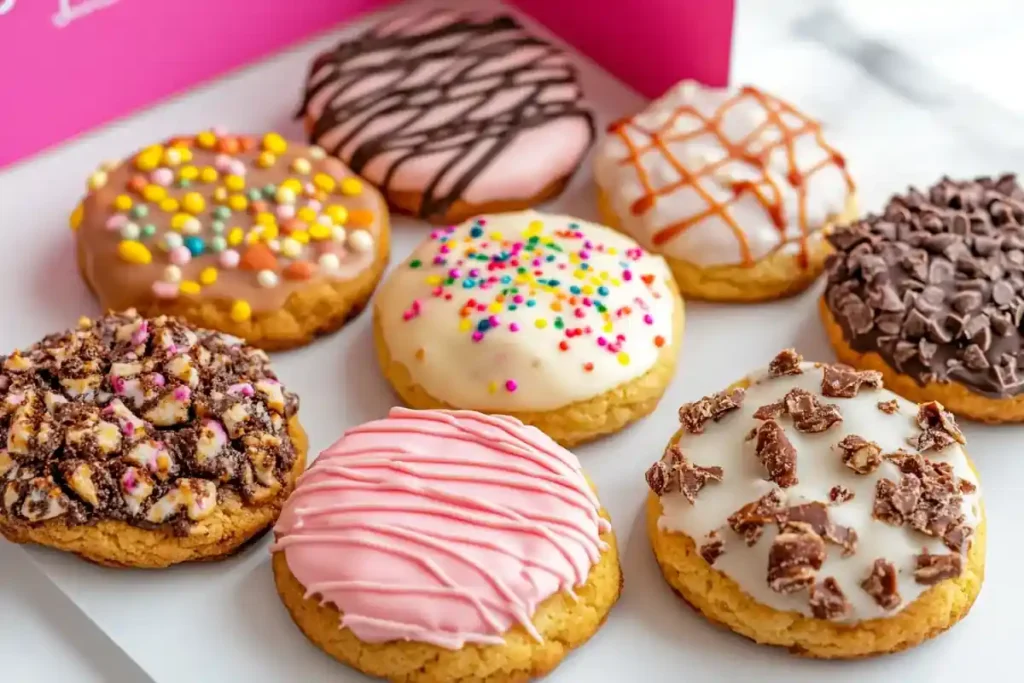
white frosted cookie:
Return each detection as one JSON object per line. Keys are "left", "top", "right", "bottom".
{"left": 645, "top": 349, "right": 985, "bottom": 658}
{"left": 595, "top": 81, "right": 858, "bottom": 302}
{"left": 373, "top": 210, "right": 684, "bottom": 446}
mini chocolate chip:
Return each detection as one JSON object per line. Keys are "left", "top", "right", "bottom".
{"left": 950, "top": 213, "right": 970, "bottom": 235}
{"left": 992, "top": 280, "right": 1015, "bottom": 306}
{"left": 927, "top": 258, "right": 955, "bottom": 284}
{"left": 973, "top": 235, "right": 1002, "bottom": 256}
{"left": 903, "top": 309, "right": 930, "bottom": 338}
{"left": 900, "top": 250, "right": 929, "bottom": 282}
{"left": 950, "top": 290, "right": 982, "bottom": 314}
{"left": 923, "top": 232, "right": 957, "bottom": 252}
{"left": 962, "top": 344, "right": 990, "bottom": 370}
{"left": 893, "top": 340, "right": 918, "bottom": 366}
{"left": 875, "top": 312, "right": 903, "bottom": 335}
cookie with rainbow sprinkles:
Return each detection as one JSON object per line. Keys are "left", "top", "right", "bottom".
{"left": 373, "top": 210, "right": 684, "bottom": 446}
{"left": 71, "top": 130, "right": 390, "bottom": 350}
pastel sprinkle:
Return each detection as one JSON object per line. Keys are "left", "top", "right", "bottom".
{"left": 169, "top": 246, "right": 192, "bottom": 266}
{"left": 230, "top": 300, "right": 252, "bottom": 322}
{"left": 118, "top": 241, "right": 152, "bottom": 264}
{"left": 179, "top": 280, "right": 201, "bottom": 295}
{"left": 219, "top": 249, "right": 241, "bottom": 268}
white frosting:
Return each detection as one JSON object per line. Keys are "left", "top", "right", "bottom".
{"left": 655, "top": 362, "right": 982, "bottom": 623}
{"left": 594, "top": 81, "right": 854, "bottom": 267}
{"left": 376, "top": 211, "right": 678, "bottom": 411}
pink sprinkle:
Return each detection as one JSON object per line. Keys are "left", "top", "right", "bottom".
{"left": 513, "top": 294, "right": 524, "bottom": 304}
{"left": 276, "top": 204, "right": 296, "bottom": 220}
{"left": 597, "top": 337, "right": 608, "bottom": 347}
{"left": 430, "top": 230, "right": 441, "bottom": 240}
{"left": 306, "top": 200, "right": 322, "bottom": 212}
{"left": 448, "top": 268, "right": 461, "bottom": 279}
{"left": 229, "top": 160, "right": 248, "bottom": 177}
{"left": 433, "top": 256, "right": 446, "bottom": 265}
{"left": 488, "top": 315, "right": 499, "bottom": 327}
{"left": 214, "top": 154, "right": 234, "bottom": 172}
{"left": 471, "top": 331, "right": 484, "bottom": 342}
{"left": 623, "top": 270, "right": 633, "bottom": 281}
{"left": 150, "top": 168, "right": 174, "bottom": 186}
{"left": 121, "top": 423, "right": 134, "bottom": 436}
{"left": 469, "top": 268, "right": 480, "bottom": 277}
{"left": 151, "top": 373, "right": 166, "bottom": 387}
{"left": 505, "top": 379, "right": 517, "bottom": 392}
{"left": 173, "top": 386, "right": 191, "bottom": 402}
{"left": 131, "top": 321, "right": 150, "bottom": 345}
{"left": 112, "top": 377, "right": 126, "bottom": 393}
{"left": 574, "top": 308, "right": 585, "bottom": 318}
{"left": 644, "top": 314, "right": 654, "bottom": 325}
{"left": 579, "top": 250, "right": 590, "bottom": 260}
{"left": 151, "top": 281, "right": 180, "bottom": 299}
{"left": 440, "top": 245, "right": 450, "bottom": 254}
{"left": 478, "top": 218, "right": 487, "bottom": 225}
{"left": 105, "top": 214, "right": 128, "bottom": 231}
{"left": 219, "top": 249, "right": 240, "bottom": 269}
{"left": 123, "top": 471, "right": 136, "bottom": 490}
{"left": 509, "top": 323, "right": 520, "bottom": 332}
{"left": 169, "top": 246, "right": 192, "bottom": 266}
{"left": 476, "top": 304, "right": 486, "bottom": 312}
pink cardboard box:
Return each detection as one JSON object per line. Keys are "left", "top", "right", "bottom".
{"left": 0, "top": 0, "right": 733, "bottom": 169}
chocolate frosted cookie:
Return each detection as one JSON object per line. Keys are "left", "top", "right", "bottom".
{"left": 0, "top": 311, "right": 307, "bottom": 568}
{"left": 72, "top": 130, "right": 390, "bottom": 351}
{"left": 645, "top": 350, "right": 985, "bottom": 658}
{"left": 299, "top": 10, "right": 594, "bottom": 224}
{"left": 822, "top": 174, "right": 1024, "bottom": 421}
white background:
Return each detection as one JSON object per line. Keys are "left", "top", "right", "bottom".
{"left": 2, "top": 1, "right": 1023, "bottom": 681}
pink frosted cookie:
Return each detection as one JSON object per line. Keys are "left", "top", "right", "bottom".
{"left": 298, "top": 10, "right": 595, "bottom": 224}
{"left": 271, "top": 407, "right": 620, "bottom": 681}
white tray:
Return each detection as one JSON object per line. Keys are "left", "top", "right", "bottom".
{"left": 1, "top": 1, "right": 1020, "bottom": 681}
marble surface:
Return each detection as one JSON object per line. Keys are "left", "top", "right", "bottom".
{"left": 1, "top": 1, "right": 1022, "bottom": 681}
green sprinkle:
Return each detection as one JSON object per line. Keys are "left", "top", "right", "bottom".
{"left": 141, "top": 223, "right": 157, "bottom": 237}
{"left": 210, "top": 220, "right": 225, "bottom": 234}
{"left": 130, "top": 205, "right": 149, "bottom": 219}
{"left": 410, "top": 259, "right": 422, "bottom": 268}
{"left": 554, "top": 317, "right": 564, "bottom": 330}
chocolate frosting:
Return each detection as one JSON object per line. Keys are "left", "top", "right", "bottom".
{"left": 824, "top": 174, "right": 1024, "bottom": 397}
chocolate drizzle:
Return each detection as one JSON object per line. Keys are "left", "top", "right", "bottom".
{"left": 299, "top": 11, "right": 595, "bottom": 221}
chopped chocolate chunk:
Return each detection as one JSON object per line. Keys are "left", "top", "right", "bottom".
{"left": 861, "top": 558, "right": 901, "bottom": 610}
{"left": 837, "top": 434, "right": 882, "bottom": 474}
{"left": 644, "top": 445, "right": 723, "bottom": 503}
{"left": 877, "top": 399, "right": 900, "bottom": 414}
{"left": 914, "top": 550, "right": 964, "bottom": 585}
{"left": 784, "top": 389, "right": 843, "bottom": 433}
{"left": 809, "top": 578, "right": 850, "bottom": 620}
{"left": 777, "top": 501, "right": 858, "bottom": 557}
{"left": 678, "top": 388, "right": 745, "bottom": 435}
{"left": 768, "top": 349, "right": 804, "bottom": 377}
{"left": 754, "top": 420, "right": 798, "bottom": 488}
{"left": 728, "top": 489, "right": 785, "bottom": 546}
{"left": 767, "top": 522, "right": 826, "bottom": 594}
{"left": 821, "top": 364, "right": 883, "bottom": 398}
{"left": 699, "top": 530, "right": 725, "bottom": 565}
{"left": 829, "top": 485, "right": 855, "bottom": 504}
{"left": 909, "top": 401, "right": 965, "bottom": 452}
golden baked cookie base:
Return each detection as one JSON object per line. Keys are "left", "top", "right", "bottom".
{"left": 373, "top": 288, "right": 684, "bottom": 447}
{"left": 0, "top": 418, "right": 308, "bottom": 568}
{"left": 272, "top": 514, "right": 621, "bottom": 682}
{"left": 76, "top": 214, "right": 390, "bottom": 352}
{"left": 821, "top": 298, "right": 1024, "bottom": 422}
{"left": 597, "top": 189, "right": 860, "bottom": 302}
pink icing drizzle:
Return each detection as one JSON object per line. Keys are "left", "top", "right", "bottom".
{"left": 273, "top": 407, "right": 609, "bottom": 649}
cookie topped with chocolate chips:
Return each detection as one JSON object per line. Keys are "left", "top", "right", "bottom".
{"left": 645, "top": 349, "right": 983, "bottom": 637}
{"left": 823, "top": 174, "right": 1024, "bottom": 421}
{"left": 0, "top": 311, "right": 306, "bottom": 568}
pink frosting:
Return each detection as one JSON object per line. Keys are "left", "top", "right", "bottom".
{"left": 273, "top": 407, "right": 609, "bottom": 649}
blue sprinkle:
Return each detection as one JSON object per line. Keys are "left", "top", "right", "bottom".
{"left": 477, "top": 319, "right": 491, "bottom": 332}
{"left": 184, "top": 236, "right": 205, "bottom": 256}
{"left": 548, "top": 279, "right": 560, "bottom": 287}
{"left": 526, "top": 300, "right": 536, "bottom": 308}
{"left": 569, "top": 285, "right": 581, "bottom": 295}
{"left": 508, "top": 304, "right": 518, "bottom": 311}
{"left": 597, "top": 286, "right": 610, "bottom": 296}
{"left": 462, "top": 278, "right": 477, "bottom": 289}
{"left": 470, "top": 227, "right": 484, "bottom": 238}
{"left": 500, "top": 275, "right": 512, "bottom": 285}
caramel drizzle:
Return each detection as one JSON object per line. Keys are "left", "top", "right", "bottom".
{"left": 609, "top": 86, "right": 854, "bottom": 267}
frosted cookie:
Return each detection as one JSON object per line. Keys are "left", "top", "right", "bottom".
{"left": 272, "top": 407, "right": 619, "bottom": 681}
{"left": 645, "top": 349, "right": 985, "bottom": 658}
{"left": 595, "top": 81, "right": 858, "bottom": 302}
{"left": 0, "top": 311, "right": 307, "bottom": 568}
{"left": 72, "top": 130, "right": 390, "bottom": 351}
{"left": 823, "top": 174, "right": 1024, "bottom": 422}
{"left": 299, "top": 10, "right": 594, "bottom": 225}
{"left": 373, "top": 211, "right": 683, "bottom": 446}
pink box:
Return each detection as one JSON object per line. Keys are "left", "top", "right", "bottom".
{"left": 0, "top": 0, "right": 733, "bottom": 169}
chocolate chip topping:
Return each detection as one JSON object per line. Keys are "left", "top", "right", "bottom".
{"left": 754, "top": 420, "right": 798, "bottom": 487}
{"left": 678, "top": 388, "right": 745, "bottom": 434}
{"left": 861, "top": 558, "right": 901, "bottom": 610}
{"left": 645, "top": 445, "right": 724, "bottom": 502}
{"left": 754, "top": 388, "right": 842, "bottom": 433}
{"left": 699, "top": 530, "right": 725, "bottom": 565}
{"left": 809, "top": 577, "right": 850, "bottom": 620}
{"left": 829, "top": 485, "right": 855, "bottom": 504}
{"left": 821, "top": 364, "right": 883, "bottom": 398}
{"left": 908, "top": 401, "right": 965, "bottom": 452}
{"left": 777, "top": 502, "right": 858, "bottom": 557}
{"left": 825, "top": 174, "right": 1024, "bottom": 398}
{"left": 0, "top": 312, "right": 299, "bottom": 532}
{"left": 728, "top": 489, "right": 785, "bottom": 546}
{"left": 768, "top": 349, "right": 804, "bottom": 377}
{"left": 767, "top": 521, "right": 826, "bottom": 594}
{"left": 836, "top": 434, "right": 883, "bottom": 474}
{"left": 914, "top": 550, "right": 964, "bottom": 585}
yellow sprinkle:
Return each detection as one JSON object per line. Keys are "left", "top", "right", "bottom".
{"left": 142, "top": 184, "right": 167, "bottom": 203}
{"left": 523, "top": 220, "right": 543, "bottom": 238}
{"left": 179, "top": 165, "right": 199, "bottom": 181}
{"left": 488, "top": 381, "right": 498, "bottom": 394}
{"left": 313, "top": 173, "right": 336, "bottom": 193}
{"left": 199, "top": 267, "right": 218, "bottom": 285}
{"left": 459, "top": 319, "right": 472, "bottom": 332}
{"left": 296, "top": 207, "right": 317, "bottom": 223}
{"left": 488, "top": 303, "right": 501, "bottom": 313}
{"left": 308, "top": 223, "right": 331, "bottom": 241}
{"left": 604, "top": 322, "right": 614, "bottom": 333}
{"left": 161, "top": 148, "right": 182, "bottom": 166}
{"left": 291, "top": 158, "right": 312, "bottom": 175}
{"left": 261, "top": 224, "right": 279, "bottom": 241}
{"left": 535, "top": 319, "right": 547, "bottom": 329}
{"left": 340, "top": 177, "right": 363, "bottom": 195}
{"left": 170, "top": 213, "right": 192, "bottom": 231}
{"left": 425, "top": 274, "right": 443, "bottom": 286}
{"left": 178, "top": 147, "right": 194, "bottom": 163}
{"left": 325, "top": 205, "right": 348, "bottom": 225}
{"left": 611, "top": 278, "right": 621, "bottom": 287}
{"left": 617, "top": 352, "right": 630, "bottom": 366}
{"left": 230, "top": 300, "right": 252, "bottom": 323}
{"left": 280, "top": 238, "right": 302, "bottom": 258}
{"left": 573, "top": 269, "right": 586, "bottom": 280}
{"left": 245, "top": 231, "right": 261, "bottom": 246}
{"left": 160, "top": 198, "right": 180, "bottom": 213}
{"left": 199, "top": 167, "right": 218, "bottom": 184}
{"left": 179, "top": 280, "right": 201, "bottom": 295}
{"left": 280, "top": 178, "right": 303, "bottom": 195}
{"left": 213, "top": 187, "right": 229, "bottom": 203}
{"left": 113, "top": 194, "right": 133, "bottom": 211}
{"left": 607, "top": 247, "right": 618, "bottom": 256}
{"left": 255, "top": 212, "right": 276, "bottom": 226}
{"left": 257, "top": 151, "right": 276, "bottom": 168}
{"left": 224, "top": 174, "right": 245, "bottom": 192}
{"left": 569, "top": 252, "right": 581, "bottom": 264}
{"left": 262, "top": 132, "right": 288, "bottom": 155}
{"left": 489, "top": 232, "right": 503, "bottom": 241}
{"left": 291, "top": 230, "right": 310, "bottom": 244}
{"left": 582, "top": 285, "right": 594, "bottom": 295}
{"left": 227, "top": 227, "right": 244, "bottom": 246}
{"left": 227, "top": 194, "right": 248, "bottom": 211}
{"left": 196, "top": 131, "right": 217, "bottom": 149}
{"left": 134, "top": 145, "right": 163, "bottom": 171}
{"left": 117, "top": 241, "right": 152, "bottom": 265}
{"left": 87, "top": 171, "right": 108, "bottom": 191}
{"left": 600, "top": 271, "right": 610, "bottom": 281}
{"left": 69, "top": 204, "right": 84, "bottom": 231}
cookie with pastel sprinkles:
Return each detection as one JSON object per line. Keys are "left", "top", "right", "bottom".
{"left": 0, "top": 311, "right": 308, "bottom": 568}
{"left": 299, "top": 9, "right": 595, "bottom": 225}
{"left": 71, "top": 130, "right": 390, "bottom": 350}
{"left": 373, "top": 210, "right": 684, "bottom": 446}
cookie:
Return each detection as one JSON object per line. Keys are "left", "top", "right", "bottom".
{"left": 644, "top": 349, "right": 985, "bottom": 658}
{"left": 272, "top": 407, "right": 620, "bottom": 681}
{"left": 372, "top": 210, "right": 684, "bottom": 446}
{"left": 0, "top": 311, "right": 306, "bottom": 568}
{"left": 72, "top": 131, "right": 390, "bottom": 351}
{"left": 299, "top": 10, "right": 594, "bottom": 225}
{"left": 594, "top": 81, "right": 858, "bottom": 301}
{"left": 823, "top": 174, "right": 1024, "bottom": 422}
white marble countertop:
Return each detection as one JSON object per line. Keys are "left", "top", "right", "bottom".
{"left": 2, "top": 1, "right": 1022, "bottom": 680}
